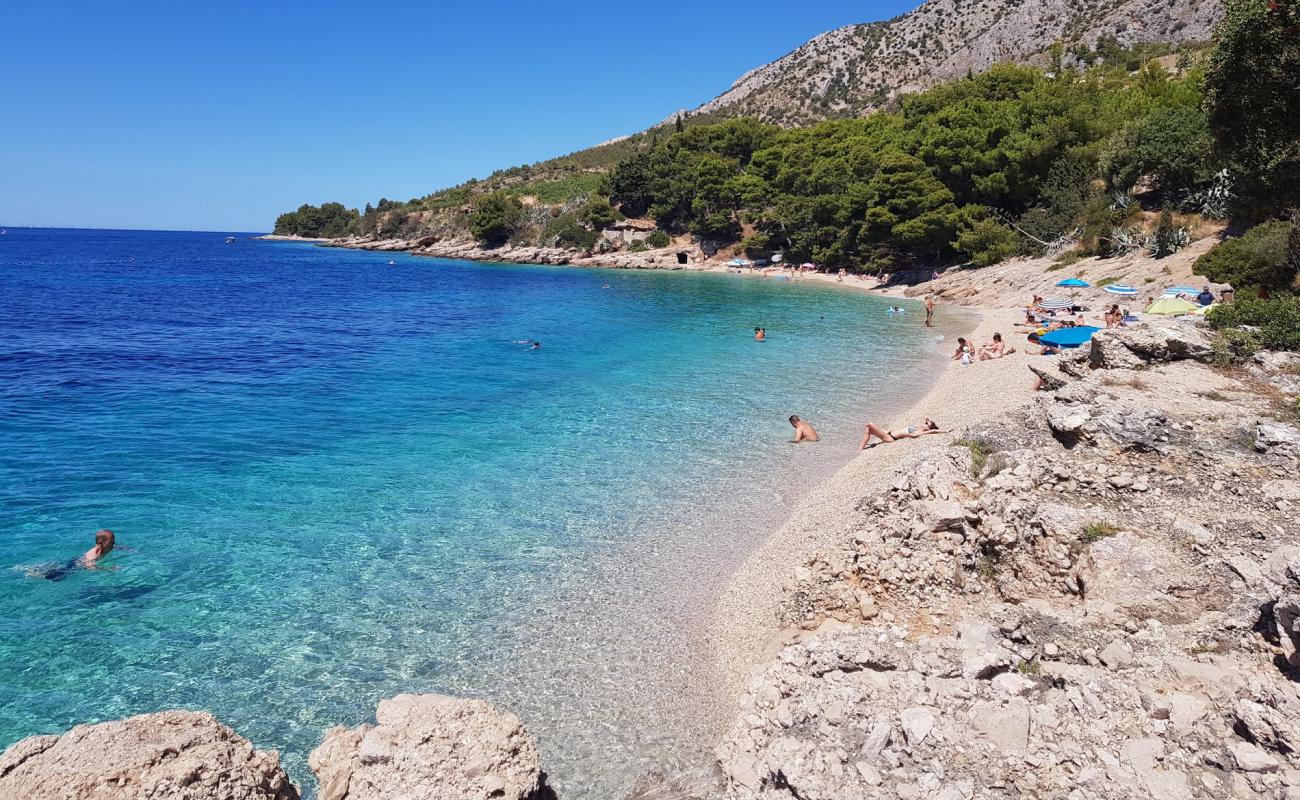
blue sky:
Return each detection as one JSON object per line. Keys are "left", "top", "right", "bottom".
{"left": 1, "top": 1, "right": 915, "bottom": 232}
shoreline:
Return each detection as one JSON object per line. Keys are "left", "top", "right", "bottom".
{"left": 706, "top": 300, "right": 1034, "bottom": 703}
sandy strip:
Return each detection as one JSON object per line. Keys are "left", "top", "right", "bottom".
{"left": 708, "top": 300, "right": 1036, "bottom": 704}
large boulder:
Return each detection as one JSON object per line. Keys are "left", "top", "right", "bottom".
{"left": 1089, "top": 323, "right": 1214, "bottom": 369}
{"left": 309, "top": 693, "right": 549, "bottom": 800}
{"left": 0, "top": 711, "right": 298, "bottom": 800}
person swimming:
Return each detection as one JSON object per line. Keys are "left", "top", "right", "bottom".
{"left": 755, "top": 327, "right": 766, "bottom": 342}
{"left": 31, "top": 529, "right": 117, "bottom": 581}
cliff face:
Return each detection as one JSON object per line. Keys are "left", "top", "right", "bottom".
{"left": 682, "top": 0, "right": 1222, "bottom": 126}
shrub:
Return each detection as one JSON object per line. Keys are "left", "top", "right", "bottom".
{"left": 1195, "top": 220, "right": 1296, "bottom": 291}
{"left": 580, "top": 198, "right": 623, "bottom": 232}
{"left": 953, "top": 217, "right": 1020, "bottom": 267}
{"left": 647, "top": 229, "right": 671, "bottom": 248}
{"left": 469, "top": 192, "right": 525, "bottom": 246}
{"left": 1207, "top": 295, "right": 1300, "bottom": 352}
{"left": 541, "top": 214, "right": 598, "bottom": 251}
{"left": 1099, "top": 107, "right": 1214, "bottom": 194}
{"left": 628, "top": 240, "right": 649, "bottom": 253}
{"left": 952, "top": 437, "right": 997, "bottom": 477}
{"left": 1153, "top": 206, "right": 1178, "bottom": 257}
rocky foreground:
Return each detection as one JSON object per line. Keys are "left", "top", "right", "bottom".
{"left": 0, "top": 694, "right": 551, "bottom": 800}
{"left": 4, "top": 322, "right": 1300, "bottom": 800}
{"left": 708, "top": 323, "right": 1300, "bottom": 800}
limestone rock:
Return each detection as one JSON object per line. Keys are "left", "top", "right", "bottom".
{"left": 900, "top": 707, "right": 936, "bottom": 745}
{"left": 1256, "top": 422, "right": 1300, "bottom": 455}
{"left": 0, "top": 711, "right": 298, "bottom": 800}
{"left": 1228, "top": 741, "right": 1279, "bottom": 773}
{"left": 309, "top": 693, "right": 548, "bottom": 800}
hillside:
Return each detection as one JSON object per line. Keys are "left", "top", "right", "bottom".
{"left": 273, "top": 0, "right": 1222, "bottom": 239}
{"left": 679, "top": 0, "right": 1222, "bottom": 126}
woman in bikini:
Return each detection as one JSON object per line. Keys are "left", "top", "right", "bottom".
{"left": 860, "top": 418, "right": 949, "bottom": 449}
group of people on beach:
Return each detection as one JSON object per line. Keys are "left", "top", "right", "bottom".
{"left": 787, "top": 415, "right": 949, "bottom": 449}
{"left": 776, "top": 287, "right": 953, "bottom": 450}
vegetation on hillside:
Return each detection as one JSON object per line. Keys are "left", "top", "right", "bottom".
{"left": 271, "top": 0, "right": 1299, "bottom": 285}
{"left": 272, "top": 202, "right": 358, "bottom": 238}
{"left": 607, "top": 59, "right": 1212, "bottom": 269}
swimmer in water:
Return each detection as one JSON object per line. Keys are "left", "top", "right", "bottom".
{"left": 789, "top": 415, "right": 819, "bottom": 443}
{"left": 32, "top": 529, "right": 117, "bottom": 581}
{"left": 755, "top": 327, "right": 766, "bottom": 341}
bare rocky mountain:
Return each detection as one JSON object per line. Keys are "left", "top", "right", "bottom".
{"left": 676, "top": 0, "right": 1222, "bottom": 126}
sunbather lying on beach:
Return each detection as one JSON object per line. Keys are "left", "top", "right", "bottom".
{"left": 860, "top": 418, "right": 949, "bottom": 449}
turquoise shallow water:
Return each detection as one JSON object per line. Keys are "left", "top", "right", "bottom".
{"left": 0, "top": 228, "right": 945, "bottom": 796}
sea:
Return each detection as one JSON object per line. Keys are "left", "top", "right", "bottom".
{"left": 0, "top": 227, "right": 948, "bottom": 797}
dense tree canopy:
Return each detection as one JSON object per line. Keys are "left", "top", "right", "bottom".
{"left": 609, "top": 62, "right": 1214, "bottom": 269}
{"left": 272, "top": 202, "right": 358, "bottom": 238}
{"left": 1204, "top": 0, "right": 1300, "bottom": 216}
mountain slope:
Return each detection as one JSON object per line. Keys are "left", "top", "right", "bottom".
{"left": 679, "top": 0, "right": 1222, "bottom": 126}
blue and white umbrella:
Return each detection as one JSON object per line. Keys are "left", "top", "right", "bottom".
{"left": 1163, "top": 285, "right": 1200, "bottom": 297}
{"left": 728, "top": 258, "right": 751, "bottom": 267}
{"left": 1036, "top": 297, "right": 1074, "bottom": 310}
{"left": 1104, "top": 284, "right": 1139, "bottom": 296}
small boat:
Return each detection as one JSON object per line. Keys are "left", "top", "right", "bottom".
{"left": 1, "top": 229, "right": 7, "bottom": 235}
{"left": 225, "top": 236, "right": 236, "bottom": 243}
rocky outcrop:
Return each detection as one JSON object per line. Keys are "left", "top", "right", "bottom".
{"left": 714, "top": 330, "right": 1300, "bottom": 799}
{"left": 0, "top": 711, "right": 299, "bottom": 800}
{"left": 1089, "top": 323, "right": 1216, "bottom": 370}
{"left": 681, "top": 0, "right": 1221, "bottom": 126}
{"left": 0, "top": 695, "right": 550, "bottom": 800}
{"left": 309, "top": 693, "right": 550, "bottom": 800}
{"left": 320, "top": 235, "right": 701, "bottom": 271}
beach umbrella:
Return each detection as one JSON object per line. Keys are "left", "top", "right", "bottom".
{"left": 1145, "top": 297, "right": 1199, "bottom": 316}
{"left": 1036, "top": 297, "right": 1074, "bottom": 310}
{"left": 1104, "top": 284, "right": 1138, "bottom": 296}
{"left": 1163, "top": 285, "right": 1200, "bottom": 297}
{"left": 728, "top": 258, "right": 750, "bottom": 266}
{"left": 1039, "top": 326, "right": 1101, "bottom": 349}
{"left": 1056, "top": 277, "right": 1090, "bottom": 288}
{"left": 800, "top": 262, "right": 815, "bottom": 269}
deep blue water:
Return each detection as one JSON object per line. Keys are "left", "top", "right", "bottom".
{"left": 0, "top": 227, "right": 944, "bottom": 795}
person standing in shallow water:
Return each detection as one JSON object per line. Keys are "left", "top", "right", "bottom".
{"left": 789, "top": 415, "right": 818, "bottom": 443}
{"left": 924, "top": 294, "right": 936, "bottom": 327}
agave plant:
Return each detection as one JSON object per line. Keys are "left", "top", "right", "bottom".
{"left": 1178, "top": 169, "right": 1234, "bottom": 219}
{"left": 1108, "top": 226, "right": 1148, "bottom": 255}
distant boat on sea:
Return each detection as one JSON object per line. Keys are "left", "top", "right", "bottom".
{"left": 225, "top": 236, "right": 236, "bottom": 243}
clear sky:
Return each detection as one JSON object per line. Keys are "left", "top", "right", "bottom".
{"left": 1, "top": 1, "right": 916, "bottom": 232}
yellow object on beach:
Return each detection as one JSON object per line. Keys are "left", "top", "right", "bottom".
{"left": 1144, "top": 297, "right": 1199, "bottom": 316}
